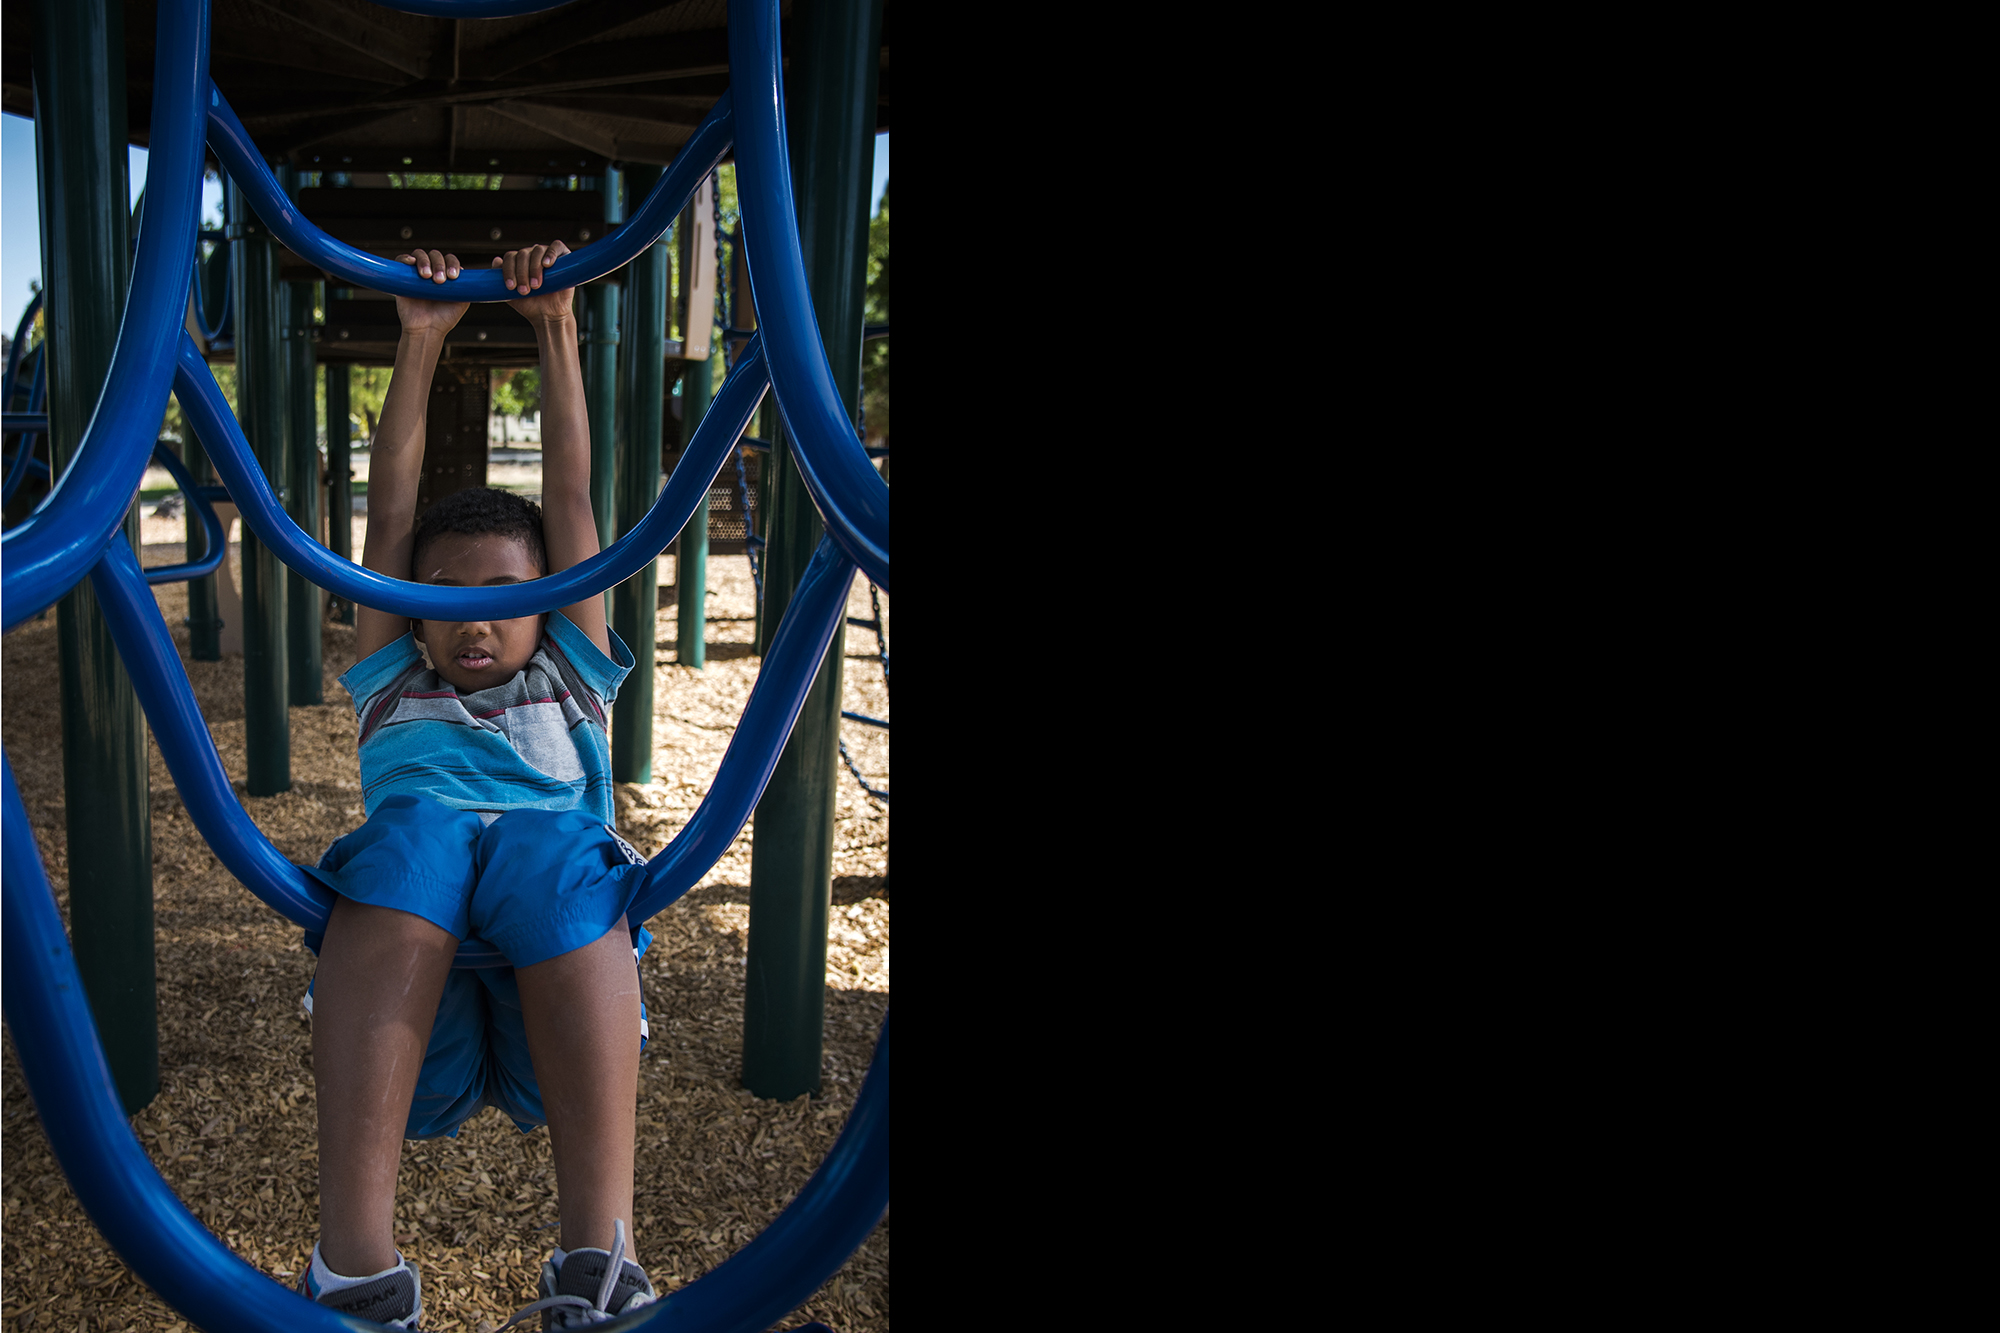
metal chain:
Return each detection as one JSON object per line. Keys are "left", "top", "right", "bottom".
{"left": 868, "top": 582, "right": 888, "bottom": 694}
{"left": 838, "top": 736, "right": 888, "bottom": 805}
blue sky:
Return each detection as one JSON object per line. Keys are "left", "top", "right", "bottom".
{"left": 2, "top": 116, "right": 887, "bottom": 329}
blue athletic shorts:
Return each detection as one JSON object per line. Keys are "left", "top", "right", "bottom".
{"left": 300, "top": 795, "right": 654, "bottom": 1140}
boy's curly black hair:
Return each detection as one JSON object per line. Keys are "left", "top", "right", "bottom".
{"left": 411, "top": 486, "right": 547, "bottom": 579}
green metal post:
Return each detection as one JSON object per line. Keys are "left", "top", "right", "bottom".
{"left": 584, "top": 281, "right": 622, "bottom": 629}
{"left": 612, "top": 164, "right": 667, "bottom": 782}
{"left": 588, "top": 168, "right": 624, "bottom": 629}
{"left": 284, "top": 264, "right": 322, "bottom": 704}
{"left": 325, "top": 361, "right": 353, "bottom": 624}
{"left": 184, "top": 424, "right": 223, "bottom": 658}
{"left": 32, "top": 0, "right": 157, "bottom": 1116}
{"left": 230, "top": 171, "right": 291, "bottom": 794}
{"left": 742, "top": 0, "right": 884, "bottom": 1102}
{"left": 675, "top": 351, "right": 713, "bottom": 668}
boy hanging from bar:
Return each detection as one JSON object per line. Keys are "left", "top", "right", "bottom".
{"left": 295, "top": 238, "right": 660, "bottom": 1330}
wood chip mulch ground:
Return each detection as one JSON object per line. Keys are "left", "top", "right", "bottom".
{"left": 1, "top": 544, "right": 889, "bottom": 1333}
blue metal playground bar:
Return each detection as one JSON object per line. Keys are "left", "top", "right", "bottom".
{"left": 2, "top": 1, "right": 888, "bottom": 1325}
{"left": 0, "top": 0, "right": 207, "bottom": 628}
{"left": 176, "top": 330, "right": 772, "bottom": 622}
{"left": 140, "top": 440, "right": 228, "bottom": 586}
{"left": 205, "top": 85, "right": 733, "bottom": 306}
{"left": 727, "top": 0, "right": 889, "bottom": 592}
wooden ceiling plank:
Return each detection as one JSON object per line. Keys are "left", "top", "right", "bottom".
{"left": 462, "top": 0, "right": 694, "bottom": 81}
{"left": 236, "top": 0, "right": 431, "bottom": 82}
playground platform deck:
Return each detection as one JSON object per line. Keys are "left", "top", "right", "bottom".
{"left": 1, "top": 553, "right": 889, "bottom": 1333}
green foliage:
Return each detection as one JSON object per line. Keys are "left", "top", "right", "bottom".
{"left": 386, "top": 173, "right": 506, "bottom": 190}
{"left": 349, "top": 365, "right": 393, "bottom": 446}
{"left": 861, "top": 182, "right": 889, "bottom": 446}
{"left": 491, "top": 366, "right": 541, "bottom": 419}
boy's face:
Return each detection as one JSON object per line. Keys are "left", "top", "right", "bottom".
{"left": 411, "top": 531, "right": 548, "bottom": 692}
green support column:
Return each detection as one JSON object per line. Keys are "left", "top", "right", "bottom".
{"left": 675, "top": 351, "right": 713, "bottom": 667}
{"left": 229, "top": 172, "right": 291, "bottom": 794}
{"left": 584, "top": 282, "right": 623, "bottom": 546}
{"left": 184, "top": 425, "right": 223, "bottom": 658}
{"left": 742, "top": 0, "right": 884, "bottom": 1102}
{"left": 325, "top": 361, "right": 353, "bottom": 624}
{"left": 611, "top": 163, "right": 667, "bottom": 782}
{"left": 583, "top": 280, "right": 622, "bottom": 628}
{"left": 32, "top": 0, "right": 157, "bottom": 1115}
{"left": 284, "top": 270, "right": 321, "bottom": 705}
{"left": 586, "top": 168, "right": 625, "bottom": 626}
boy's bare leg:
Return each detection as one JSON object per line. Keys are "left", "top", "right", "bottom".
{"left": 517, "top": 918, "right": 643, "bottom": 1259}
{"left": 312, "top": 897, "right": 458, "bottom": 1276}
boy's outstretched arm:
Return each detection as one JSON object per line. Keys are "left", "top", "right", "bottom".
{"left": 497, "top": 240, "right": 611, "bottom": 656}
{"left": 355, "top": 248, "right": 468, "bottom": 661}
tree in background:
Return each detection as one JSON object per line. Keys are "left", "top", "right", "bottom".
{"left": 861, "top": 182, "right": 888, "bottom": 448}
{"left": 491, "top": 367, "right": 541, "bottom": 444}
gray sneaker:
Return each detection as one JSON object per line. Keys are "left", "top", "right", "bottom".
{"left": 496, "top": 1219, "right": 658, "bottom": 1330}
{"left": 298, "top": 1247, "right": 423, "bottom": 1328}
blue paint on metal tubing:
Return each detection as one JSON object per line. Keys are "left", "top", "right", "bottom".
{"left": 726, "top": 0, "right": 889, "bottom": 594}
{"left": 841, "top": 710, "right": 888, "bottom": 729}
{"left": 2, "top": 414, "right": 50, "bottom": 431}
{"left": 622, "top": 535, "right": 856, "bottom": 926}
{"left": 0, "top": 0, "right": 208, "bottom": 631}
{"left": 2, "top": 753, "right": 369, "bottom": 1333}
{"left": 192, "top": 239, "right": 230, "bottom": 342}
{"left": 141, "top": 441, "right": 227, "bottom": 585}
{"left": 176, "top": 330, "right": 769, "bottom": 620}
{"left": 205, "top": 83, "right": 733, "bottom": 304}
{"left": 85, "top": 532, "right": 376, "bottom": 949}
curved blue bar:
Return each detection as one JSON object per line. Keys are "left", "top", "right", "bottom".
{"left": 87, "top": 531, "right": 512, "bottom": 968}
{"left": 193, "top": 241, "right": 230, "bottom": 343}
{"left": 89, "top": 534, "right": 352, "bottom": 936}
{"left": 177, "top": 330, "right": 768, "bottom": 619}
{"left": 632, "top": 1015, "right": 890, "bottom": 1331}
{"left": 727, "top": 0, "right": 890, "bottom": 593}
{"left": 207, "top": 84, "right": 733, "bottom": 303}
{"left": 0, "top": 0, "right": 209, "bottom": 631}
{"left": 625, "top": 536, "right": 855, "bottom": 924}
{"left": 2, "top": 755, "right": 369, "bottom": 1333}
{"left": 142, "top": 441, "right": 227, "bottom": 584}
